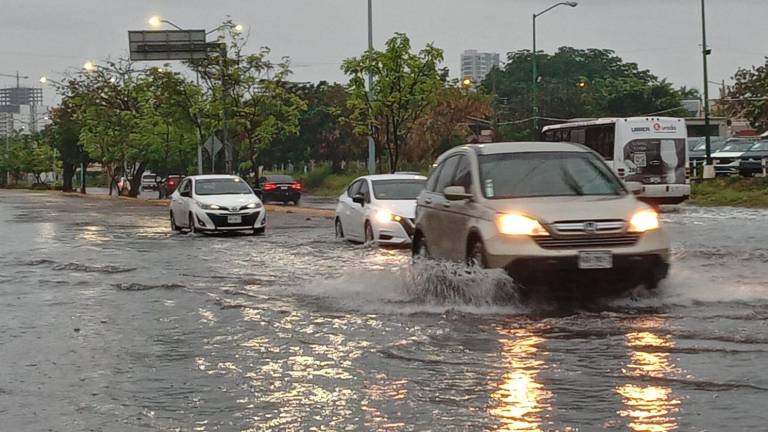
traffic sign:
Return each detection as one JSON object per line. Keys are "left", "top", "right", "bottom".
{"left": 128, "top": 30, "right": 210, "bottom": 61}
{"left": 203, "top": 136, "right": 224, "bottom": 157}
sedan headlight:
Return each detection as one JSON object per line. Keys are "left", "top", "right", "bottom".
{"left": 374, "top": 210, "right": 404, "bottom": 224}
{"left": 197, "top": 201, "right": 221, "bottom": 210}
{"left": 495, "top": 214, "right": 549, "bottom": 236}
{"left": 244, "top": 202, "right": 263, "bottom": 209}
{"left": 628, "top": 209, "right": 660, "bottom": 233}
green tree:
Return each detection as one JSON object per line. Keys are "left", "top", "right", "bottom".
{"left": 722, "top": 59, "right": 768, "bottom": 131}
{"left": 482, "top": 47, "right": 686, "bottom": 139}
{"left": 44, "top": 102, "right": 83, "bottom": 192}
{"left": 343, "top": 33, "right": 444, "bottom": 172}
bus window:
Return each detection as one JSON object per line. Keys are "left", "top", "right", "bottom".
{"left": 585, "top": 125, "right": 616, "bottom": 160}
{"left": 571, "top": 128, "right": 585, "bottom": 144}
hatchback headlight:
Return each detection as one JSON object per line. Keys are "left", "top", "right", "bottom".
{"left": 374, "top": 210, "right": 403, "bottom": 223}
{"left": 628, "top": 209, "right": 660, "bottom": 233}
{"left": 197, "top": 201, "right": 221, "bottom": 210}
{"left": 495, "top": 214, "right": 549, "bottom": 236}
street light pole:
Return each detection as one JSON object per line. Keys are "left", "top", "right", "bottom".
{"left": 366, "top": 0, "right": 376, "bottom": 175}
{"left": 532, "top": 2, "right": 578, "bottom": 140}
{"left": 701, "top": 0, "right": 713, "bottom": 171}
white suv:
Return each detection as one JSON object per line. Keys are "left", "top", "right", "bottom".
{"left": 412, "top": 142, "right": 670, "bottom": 293}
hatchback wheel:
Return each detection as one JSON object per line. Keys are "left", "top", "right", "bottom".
{"left": 364, "top": 222, "right": 375, "bottom": 244}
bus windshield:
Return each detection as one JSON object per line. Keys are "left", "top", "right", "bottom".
{"left": 479, "top": 152, "right": 624, "bottom": 199}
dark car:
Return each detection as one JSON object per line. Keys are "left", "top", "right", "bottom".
{"left": 256, "top": 175, "right": 302, "bottom": 205}
{"left": 158, "top": 175, "right": 185, "bottom": 199}
{"left": 688, "top": 137, "right": 727, "bottom": 162}
{"left": 738, "top": 140, "right": 768, "bottom": 177}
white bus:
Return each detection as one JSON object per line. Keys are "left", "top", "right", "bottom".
{"left": 542, "top": 117, "right": 690, "bottom": 204}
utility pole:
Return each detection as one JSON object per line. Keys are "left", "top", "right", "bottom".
{"left": 221, "top": 43, "right": 231, "bottom": 174}
{"left": 532, "top": 15, "right": 538, "bottom": 138}
{"left": 366, "top": 0, "right": 376, "bottom": 175}
{"left": 701, "top": 0, "right": 714, "bottom": 176}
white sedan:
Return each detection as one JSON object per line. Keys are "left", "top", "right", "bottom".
{"left": 169, "top": 175, "right": 266, "bottom": 235}
{"left": 335, "top": 174, "right": 426, "bottom": 245}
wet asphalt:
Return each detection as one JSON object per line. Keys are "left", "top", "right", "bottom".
{"left": 0, "top": 190, "right": 767, "bottom": 431}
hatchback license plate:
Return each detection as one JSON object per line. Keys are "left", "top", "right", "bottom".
{"left": 227, "top": 215, "right": 242, "bottom": 224}
{"left": 578, "top": 251, "right": 613, "bottom": 269}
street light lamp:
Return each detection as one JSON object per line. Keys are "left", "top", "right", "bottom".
{"left": 532, "top": 1, "right": 578, "bottom": 138}
{"left": 83, "top": 61, "right": 97, "bottom": 72}
{"left": 148, "top": 15, "right": 184, "bottom": 30}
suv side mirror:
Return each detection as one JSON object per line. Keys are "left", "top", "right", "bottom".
{"left": 352, "top": 193, "right": 366, "bottom": 206}
{"left": 444, "top": 186, "right": 472, "bottom": 201}
{"left": 625, "top": 181, "right": 643, "bottom": 195}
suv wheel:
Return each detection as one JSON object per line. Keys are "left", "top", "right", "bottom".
{"left": 467, "top": 239, "right": 487, "bottom": 268}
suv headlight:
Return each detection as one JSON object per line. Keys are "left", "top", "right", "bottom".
{"left": 197, "top": 201, "right": 221, "bottom": 210}
{"left": 495, "top": 214, "right": 549, "bottom": 236}
{"left": 628, "top": 209, "right": 660, "bottom": 233}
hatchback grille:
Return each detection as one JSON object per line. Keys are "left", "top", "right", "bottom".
{"left": 533, "top": 234, "right": 641, "bottom": 249}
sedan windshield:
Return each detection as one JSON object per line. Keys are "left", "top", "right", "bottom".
{"left": 265, "top": 175, "right": 295, "bottom": 183}
{"left": 719, "top": 141, "right": 757, "bottom": 152}
{"left": 372, "top": 179, "right": 426, "bottom": 200}
{"left": 747, "top": 141, "right": 768, "bottom": 152}
{"left": 195, "top": 178, "right": 253, "bottom": 196}
{"left": 479, "top": 152, "right": 625, "bottom": 199}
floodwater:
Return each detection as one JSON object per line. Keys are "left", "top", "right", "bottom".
{"left": 0, "top": 190, "right": 767, "bottom": 431}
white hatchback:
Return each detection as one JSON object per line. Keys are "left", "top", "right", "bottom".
{"left": 335, "top": 174, "right": 426, "bottom": 245}
{"left": 169, "top": 175, "right": 266, "bottom": 235}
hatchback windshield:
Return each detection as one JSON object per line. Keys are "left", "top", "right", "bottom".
{"left": 479, "top": 152, "right": 625, "bottom": 199}
{"left": 372, "top": 179, "right": 426, "bottom": 200}
{"left": 195, "top": 178, "right": 253, "bottom": 195}
{"left": 719, "top": 141, "right": 757, "bottom": 153}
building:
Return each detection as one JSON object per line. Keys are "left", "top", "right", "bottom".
{"left": 0, "top": 86, "right": 48, "bottom": 137}
{"left": 460, "top": 50, "right": 500, "bottom": 85}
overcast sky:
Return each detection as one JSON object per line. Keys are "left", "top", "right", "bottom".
{"left": 2, "top": 0, "right": 766, "bottom": 106}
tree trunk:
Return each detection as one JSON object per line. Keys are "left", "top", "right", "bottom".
{"left": 62, "top": 162, "right": 75, "bottom": 192}
{"left": 127, "top": 162, "right": 146, "bottom": 198}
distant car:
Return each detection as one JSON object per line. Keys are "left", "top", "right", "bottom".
{"left": 412, "top": 142, "right": 671, "bottom": 294}
{"left": 712, "top": 139, "right": 759, "bottom": 176}
{"left": 738, "top": 140, "right": 768, "bottom": 177}
{"left": 141, "top": 172, "right": 159, "bottom": 191}
{"left": 688, "top": 137, "right": 727, "bottom": 162}
{"left": 158, "top": 175, "right": 184, "bottom": 199}
{"left": 256, "top": 175, "right": 302, "bottom": 205}
{"left": 335, "top": 174, "right": 427, "bottom": 245}
{"left": 169, "top": 175, "right": 266, "bottom": 235}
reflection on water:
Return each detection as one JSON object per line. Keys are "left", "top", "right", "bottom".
{"left": 617, "top": 319, "right": 681, "bottom": 432}
{"left": 490, "top": 328, "right": 552, "bottom": 432}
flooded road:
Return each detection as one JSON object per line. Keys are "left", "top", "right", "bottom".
{"left": 1, "top": 190, "right": 767, "bottom": 431}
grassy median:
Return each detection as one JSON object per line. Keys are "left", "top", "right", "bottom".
{"left": 690, "top": 177, "right": 768, "bottom": 208}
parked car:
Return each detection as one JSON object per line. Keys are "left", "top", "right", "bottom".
{"left": 412, "top": 142, "right": 671, "bottom": 294}
{"left": 158, "top": 175, "right": 184, "bottom": 199}
{"left": 169, "top": 175, "right": 266, "bottom": 235}
{"left": 335, "top": 174, "right": 427, "bottom": 245}
{"left": 738, "top": 140, "right": 768, "bottom": 177}
{"left": 141, "top": 172, "right": 159, "bottom": 191}
{"left": 712, "top": 139, "right": 759, "bottom": 176}
{"left": 688, "top": 137, "right": 727, "bottom": 162}
{"left": 255, "top": 175, "right": 302, "bottom": 205}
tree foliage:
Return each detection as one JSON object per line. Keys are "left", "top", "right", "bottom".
{"left": 482, "top": 47, "right": 686, "bottom": 139}
{"left": 343, "top": 33, "right": 444, "bottom": 172}
{"left": 722, "top": 58, "right": 768, "bottom": 131}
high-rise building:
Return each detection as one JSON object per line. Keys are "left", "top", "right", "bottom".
{"left": 460, "top": 50, "right": 500, "bottom": 85}
{"left": 0, "top": 86, "right": 47, "bottom": 137}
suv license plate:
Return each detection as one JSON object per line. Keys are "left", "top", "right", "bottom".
{"left": 578, "top": 251, "right": 613, "bottom": 269}
{"left": 227, "top": 215, "right": 242, "bottom": 224}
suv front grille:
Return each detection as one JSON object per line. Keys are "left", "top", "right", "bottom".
{"left": 533, "top": 233, "right": 641, "bottom": 249}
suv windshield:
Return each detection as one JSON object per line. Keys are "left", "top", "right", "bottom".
{"left": 719, "top": 141, "right": 757, "bottom": 152}
{"left": 195, "top": 178, "right": 253, "bottom": 196}
{"left": 479, "top": 152, "right": 625, "bottom": 199}
{"left": 372, "top": 179, "right": 426, "bottom": 200}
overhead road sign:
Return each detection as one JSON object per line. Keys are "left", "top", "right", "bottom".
{"left": 128, "top": 30, "right": 214, "bottom": 61}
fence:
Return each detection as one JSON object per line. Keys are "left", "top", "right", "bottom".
{"left": 688, "top": 157, "right": 768, "bottom": 180}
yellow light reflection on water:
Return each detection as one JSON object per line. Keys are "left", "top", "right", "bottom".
{"left": 617, "top": 319, "right": 681, "bottom": 432}
{"left": 490, "top": 328, "right": 551, "bottom": 432}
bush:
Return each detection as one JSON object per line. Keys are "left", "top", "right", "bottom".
{"left": 296, "top": 164, "right": 367, "bottom": 197}
{"left": 691, "top": 177, "right": 768, "bottom": 208}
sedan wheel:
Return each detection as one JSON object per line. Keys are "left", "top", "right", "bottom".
{"left": 364, "top": 222, "right": 375, "bottom": 244}
{"left": 335, "top": 219, "right": 344, "bottom": 239}
{"left": 170, "top": 211, "right": 181, "bottom": 232}
{"left": 188, "top": 212, "right": 196, "bottom": 234}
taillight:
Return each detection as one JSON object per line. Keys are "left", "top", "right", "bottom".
{"left": 168, "top": 181, "right": 176, "bottom": 187}
{"left": 291, "top": 182, "right": 302, "bottom": 190}
{"left": 263, "top": 183, "right": 277, "bottom": 191}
